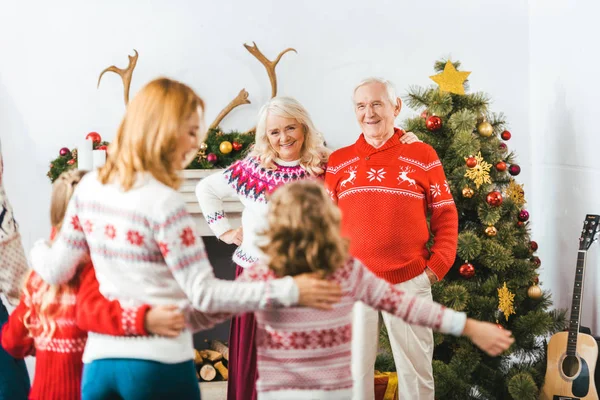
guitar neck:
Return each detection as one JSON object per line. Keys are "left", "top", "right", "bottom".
{"left": 567, "top": 250, "right": 588, "bottom": 356}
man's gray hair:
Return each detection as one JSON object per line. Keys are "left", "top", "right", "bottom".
{"left": 353, "top": 77, "right": 398, "bottom": 106}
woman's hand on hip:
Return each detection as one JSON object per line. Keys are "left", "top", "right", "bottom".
{"left": 219, "top": 227, "right": 243, "bottom": 246}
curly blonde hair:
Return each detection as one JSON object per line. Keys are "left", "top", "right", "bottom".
{"left": 23, "top": 169, "right": 88, "bottom": 339}
{"left": 259, "top": 180, "right": 349, "bottom": 277}
{"left": 98, "top": 77, "right": 205, "bottom": 191}
{"left": 251, "top": 97, "right": 330, "bottom": 176}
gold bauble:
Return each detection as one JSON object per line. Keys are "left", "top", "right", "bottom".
{"left": 199, "top": 142, "right": 208, "bottom": 151}
{"left": 477, "top": 121, "right": 494, "bottom": 137}
{"left": 485, "top": 226, "right": 497, "bottom": 237}
{"left": 462, "top": 187, "right": 474, "bottom": 198}
{"left": 219, "top": 141, "right": 233, "bottom": 154}
{"left": 527, "top": 284, "right": 543, "bottom": 300}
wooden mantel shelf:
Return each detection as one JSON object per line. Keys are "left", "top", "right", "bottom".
{"left": 180, "top": 169, "right": 243, "bottom": 237}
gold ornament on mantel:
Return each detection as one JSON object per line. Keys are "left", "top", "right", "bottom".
{"left": 498, "top": 282, "right": 516, "bottom": 321}
{"left": 464, "top": 152, "right": 492, "bottom": 189}
{"left": 485, "top": 226, "right": 497, "bottom": 237}
{"left": 462, "top": 187, "right": 474, "bottom": 198}
{"left": 505, "top": 179, "right": 526, "bottom": 207}
{"left": 429, "top": 61, "right": 471, "bottom": 95}
{"left": 197, "top": 142, "right": 208, "bottom": 161}
{"left": 477, "top": 121, "right": 494, "bottom": 137}
{"left": 527, "top": 283, "right": 543, "bottom": 300}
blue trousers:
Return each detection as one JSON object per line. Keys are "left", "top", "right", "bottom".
{"left": 0, "top": 301, "right": 30, "bottom": 400}
{"left": 81, "top": 358, "right": 201, "bottom": 400}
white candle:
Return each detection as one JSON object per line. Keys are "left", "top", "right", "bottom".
{"left": 77, "top": 138, "right": 93, "bottom": 171}
{"left": 93, "top": 149, "right": 106, "bottom": 169}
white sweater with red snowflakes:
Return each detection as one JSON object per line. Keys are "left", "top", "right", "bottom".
{"left": 29, "top": 171, "right": 298, "bottom": 364}
{"left": 236, "top": 258, "right": 466, "bottom": 400}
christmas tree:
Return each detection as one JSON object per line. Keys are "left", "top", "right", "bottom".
{"left": 375, "top": 60, "right": 567, "bottom": 400}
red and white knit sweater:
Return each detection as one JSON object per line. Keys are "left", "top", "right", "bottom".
{"left": 0, "top": 263, "right": 149, "bottom": 400}
{"left": 325, "top": 128, "right": 458, "bottom": 284}
{"left": 235, "top": 259, "right": 466, "bottom": 399}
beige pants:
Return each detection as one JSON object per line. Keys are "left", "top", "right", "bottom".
{"left": 351, "top": 271, "right": 434, "bottom": 400}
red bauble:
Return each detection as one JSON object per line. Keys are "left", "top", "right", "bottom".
{"left": 232, "top": 141, "right": 243, "bottom": 151}
{"left": 530, "top": 241, "right": 538, "bottom": 251}
{"left": 207, "top": 153, "right": 218, "bottom": 164}
{"left": 517, "top": 221, "right": 525, "bottom": 228}
{"left": 518, "top": 209, "right": 530, "bottom": 222}
{"left": 86, "top": 132, "right": 102, "bottom": 144}
{"left": 533, "top": 276, "right": 539, "bottom": 284}
{"left": 532, "top": 256, "right": 541, "bottom": 267}
{"left": 59, "top": 147, "right": 70, "bottom": 157}
{"left": 466, "top": 156, "right": 477, "bottom": 168}
{"left": 459, "top": 263, "right": 475, "bottom": 279}
{"left": 420, "top": 110, "right": 429, "bottom": 119}
{"left": 499, "top": 143, "right": 508, "bottom": 152}
{"left": 495, "top": 161, "right": 507, "bottom": 172}
{"left": 97, "top": 145, "right": 107, "bottom": 151}
{"left": 486, "top": 191, "right": 503, "bottom": 207}
{"left": 67, "top": 159, "right": 75, "bottom": 165}
{"left": 425, "top": 115, "right": 442, "bottom": 132}
{"left": 508, "top": 164, "right": 521, "bottom": 176}
{"left": 500, "top": 130, "right": 512, "bottom": 140}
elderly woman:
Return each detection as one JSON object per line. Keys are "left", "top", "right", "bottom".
{"left": 0, "top": 138, "right": 31, "bottom": 399}
{"left": 196, "top": 96, "right": 418, "bottom": 400}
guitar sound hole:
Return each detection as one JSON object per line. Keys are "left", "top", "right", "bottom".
{"left": 562, "top": 355, "right": 580, "bottom": 377}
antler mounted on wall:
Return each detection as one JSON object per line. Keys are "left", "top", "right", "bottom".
{"left": 208, "top": 42, "right": 297, "bottom": 134}
{"left": 244, "top": 42, "right": 297, "bottom": 98}
{"left": 97, "top": 49, "right": 139, "bottom": 105}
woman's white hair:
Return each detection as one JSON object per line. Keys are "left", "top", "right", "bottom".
{"left": 353, "top": 77, "right": 398, "bottom": 105}
{"left": 251, "top": 96, "right": 330, "bottom": 176}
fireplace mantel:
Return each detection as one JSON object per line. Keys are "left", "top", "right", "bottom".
{"left": 180, "top": 169, "right": 243, "bottom": 237}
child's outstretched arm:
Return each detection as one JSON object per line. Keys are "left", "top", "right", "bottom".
{"left": 1, "top": 281, "right": 36, "bottom": 358}
{"left": 153, "top": 193, "right": 341, "bottom": 314}
{"left": 348, "top": 259, "right": 513, "bottom": 356}
{"left": 76, "top": 264, "right": 185, "bottom": 338}
{"left": 30, "top": 194, "right": 88, "bottom": 285}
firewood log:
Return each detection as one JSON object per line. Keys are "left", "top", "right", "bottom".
{"left": 210, "top": 340, "right": 230, "bottom": 361}
{"left": 199, "top": 363, "right": 217, "bottom": 381}
{"left": 214, "top": 361, "right": 228, "bottom": 381}
{"left": 199, "top": 349, "right": 223, "bottom": 362}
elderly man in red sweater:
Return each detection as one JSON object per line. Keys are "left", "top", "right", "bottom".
{"left": 325, "top": 77, "right": 458, "bottom": 400}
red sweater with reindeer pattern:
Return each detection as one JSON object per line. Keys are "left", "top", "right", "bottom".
{"left": 325, "top": 128, "right": 458, "bottom": 284}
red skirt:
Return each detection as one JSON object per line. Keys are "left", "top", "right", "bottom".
{"left": 227, "top": 265, "right": 258, "bottom": 400}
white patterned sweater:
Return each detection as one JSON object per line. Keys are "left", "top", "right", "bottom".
{"left": 30, "top": 171, "right": 299, "bottom": 364}
{"left": 195, "top": 156, "right": 317, "bottom": 268}
{"left": 237, "top": 258, "right": 466, "bottom": 400}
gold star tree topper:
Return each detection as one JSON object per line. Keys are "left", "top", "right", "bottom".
{"left": 430, "top": 61, "right": 471, "bottom": 95}
{"left": 498, "top": 282, "right": 516, "bottom": 321}
{"left": 464, "top": 152, "right": 492, "bottom": 189}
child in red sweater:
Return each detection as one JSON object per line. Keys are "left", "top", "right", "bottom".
{"left": 0, "top": 170, "right": 185, "bottom": 400}
{"left": 231, "top": 180, "right": 514, "bottom": 400}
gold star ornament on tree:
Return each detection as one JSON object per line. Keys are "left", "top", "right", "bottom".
{"left": 498, "top": 282, "right": 516, "bottom": 321}
{"left": 430, "top": 61, "right": 471, "bottom": 95}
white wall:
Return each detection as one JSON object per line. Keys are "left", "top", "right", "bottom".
{"left": 529, "top": 0, "right": 600, "bottom": 334}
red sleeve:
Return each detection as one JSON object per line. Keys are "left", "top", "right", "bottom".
{"left": 1, "top": 280, "right": 35, "bottom": 359}
{"left": 424, "top": 147, "right": 458, "bottom": 280}
{"left": 76, "top": 264, "right": 150, "bottom": 336}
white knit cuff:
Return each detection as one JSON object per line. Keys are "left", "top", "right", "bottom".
{"left": 440, "top": 310, "right": 467, "bottom": 337}
{"left": 260, "top": 276, "right": 298, "bottom": 309}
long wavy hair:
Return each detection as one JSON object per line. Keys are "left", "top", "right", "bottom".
{"left": 259, "top": 180, "right": 349, "bottom": 277}
{"left": 23, "top": 169, "right": 88, "bottom": 339}
{"left": 98, "top": 77, "right": 205, "bottom": 191}
{"left": 251, "top": 97, "right": 330, "bottom": 176}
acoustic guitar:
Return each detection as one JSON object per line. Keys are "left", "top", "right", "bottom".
{"left": 540, "top": 214, "right": 600, "bottom": 400}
